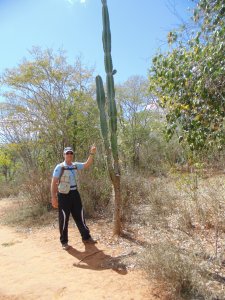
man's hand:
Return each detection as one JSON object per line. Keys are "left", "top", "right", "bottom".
{"left": 90, "top": 144, "right": 97, "bottom": 154}
{"left": 84, "top": 144, "right": 97, "bottom": 169}
{"left": 52, "top": 197, "right": 58, "bottom": 209}
{"left": 51, "top": 177, "right": 59, "bottom": 208}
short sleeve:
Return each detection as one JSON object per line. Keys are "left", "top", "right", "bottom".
{"left": 53, "top": 164, "right": 62, "bottom": 178}
{"left": 74, "top": 162, "right": 85, "bottom": 170}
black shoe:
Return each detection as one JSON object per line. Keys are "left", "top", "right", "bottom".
{"left": 82, "top": 237, "right": 97, "bottom": 244}
{"left": 62, "top": 243, "right": 70, "bottom": 250}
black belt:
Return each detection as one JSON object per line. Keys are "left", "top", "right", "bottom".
{"left": 70, "top": 185, "right": 77, "bottom": 190}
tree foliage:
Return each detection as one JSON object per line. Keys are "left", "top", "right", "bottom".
{"left": 149, "top": 0, "right": 225, "bottom": 151}
{"left": 0, "top": 48, "right": 99, "bottom": 171}
{"left": 0, "top": 143, "right": 20, "bottom": 182}
{"left": 117, "top": 76, "right": 157, "bottom": 168}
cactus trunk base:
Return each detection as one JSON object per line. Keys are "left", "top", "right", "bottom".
{"left": 112, "top": 176, "right": 122, "bottom": 235}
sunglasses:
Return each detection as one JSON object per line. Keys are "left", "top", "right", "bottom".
{"left": 65, "top": 152, "right": 74, "bottom": 155}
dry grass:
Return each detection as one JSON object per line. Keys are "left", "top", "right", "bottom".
{"left": 1, "top": 197, "right": 56, "bottom": 227}
{"left": 1, "top": 170, "right": 56, "bottom": 227}
{"left": 137, "top": 173, "right": 225, "bottom": 300}
{"left": 77, "top": 168, "right": 111, "bottom": 217}
{"left": 120, "top": 171, "right": 151, "bottom": 222}
{"left": 0, "top": 181, "right": 19, "bottom": 198}
{"left": 140, "top": 241, "right": 206, "bottom": 299}
{"left": 20, "top": 171, "right": 52, "bottom": 206}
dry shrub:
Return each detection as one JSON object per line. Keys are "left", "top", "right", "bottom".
{"left": 0, "top": 181, "right": 19, "bottom": 198}
{"left": 2, "top": 170, "right": 54, "bottom": 226}
{"left": 127, "top": 172, "right": 225, "bottom": 234}
{"left": 173, "top": 173, "right": 225, "bottom": 231}
{"left": 128, "top": 176, "right": 193, "bottom": 229}
{"left": 120, "top": 171, "right": 151, "bottom": 222}
{"left": 146, "top": 173, "right": 225, "bottom": 232}
{"left": 78, "top": 168, "right": 151, "bottom": 220}
{"left": 20, "top": 170, "right": 52, "bottom": 206}
{"left": 77, "top": 167, "right": 111, "bottom": 217}
{"left": 146, "top": 178, "right": 181, "bottom": 227}
{"left": 141, "top": 241, "right": 208, "bottom": 299}
{"left": 139, "top": 174, "right": 225, "bottom": 300}
{"left": 141, "top": 235, "right": 225, "bottom": 300}
{"left": 193, "top": 176, "right": 225, "bottom": 231}
{"left": 2, "top": 199, "right": 51, "bottom": 227}
{"left": 0, "top": 170, "right": 55, "bottom": 227}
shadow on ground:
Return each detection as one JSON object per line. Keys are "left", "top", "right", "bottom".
{"left": 67, "top": 243, "right": 130, "bottom": 275}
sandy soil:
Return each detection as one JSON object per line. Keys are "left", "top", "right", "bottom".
{"left": 0, "top": 199, "right": 161, "bottom": 300}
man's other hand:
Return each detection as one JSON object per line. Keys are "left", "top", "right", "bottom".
{"left": 52, "top": 197, "right": 58, "bottom": 208}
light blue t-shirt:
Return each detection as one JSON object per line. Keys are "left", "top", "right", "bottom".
{"left": 53, "top": 161, "right": 84, "bottom": 188}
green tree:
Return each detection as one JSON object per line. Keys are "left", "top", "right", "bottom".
{"left": 0, "top": 143, "right": 19, "bottom": 182}
{"left": 149, "top": 0, "right": 225, "bottom": 151}
{"left": 117, "top": 76, "right": 157, "bottom": 168}
{"left": 0, "top": 48, "right": 99, "bottom": 169}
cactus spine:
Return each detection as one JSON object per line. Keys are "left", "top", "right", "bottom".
{"left": 96, "top": 0, "right": 121, "bottom": 235}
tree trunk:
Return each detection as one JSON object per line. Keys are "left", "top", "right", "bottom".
{"left": 112, "top": 174, "right": 122, "bottom": 235}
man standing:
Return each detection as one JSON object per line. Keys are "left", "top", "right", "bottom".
{"left": 51, "top": 145, "right": 97, "bottom": 250}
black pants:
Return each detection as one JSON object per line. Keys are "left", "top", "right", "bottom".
{"left": 58, "top": 190, "right": 91, "bottom": 245}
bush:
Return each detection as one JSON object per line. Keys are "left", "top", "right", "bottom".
{"left": 20, "top": 170, "right": 52, "bottom": 206}
{"left": 174, "top": 173, "right": 225, "bottom": 231}
{"left": 77, "top": 166, "right": 111, "bottom": 217}
{"left": 0, "top": 181, "right": 19, "bottom": 198}
{"left": 141, "top": 241, "right": 208, "bottom": 299}
{"left": 1, "top": 197, "right": 56, "bottom": 227}
{"left": 1, "top": 169, "right": 55, "bottom": 227}
{"left": 139, "top": 173, "right": 225, "bottom": 300}
{"left": 141, "top": 236, "right": 225, "bottom": 300}
{"left": 120, "top": 170, "right": 151, "bottom": 222}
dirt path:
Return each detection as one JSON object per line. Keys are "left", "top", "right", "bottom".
{"left": 0, "top": 199, "right": 160, "bottom": 300}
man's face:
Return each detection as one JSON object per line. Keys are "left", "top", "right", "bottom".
{"left": 64, "top": 151, "right": 74, "bottom": 163}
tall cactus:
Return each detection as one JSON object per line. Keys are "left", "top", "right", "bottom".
{"left": 96, "top": 0, "right": 121, "bottom": 235}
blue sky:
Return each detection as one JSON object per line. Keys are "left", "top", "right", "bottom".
{"left": 0, "top": 0, "right": 194, "bottom": 88}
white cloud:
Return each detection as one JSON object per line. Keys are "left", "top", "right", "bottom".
{"left": 65, "top": 0, "right": 86, "bottom": 5}
{"left": 66, "top": 0, "right": 74, "bottom": 4}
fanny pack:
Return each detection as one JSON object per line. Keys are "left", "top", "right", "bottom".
{"left": 58, "top": 163, "right": 77, "bottom": 194}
